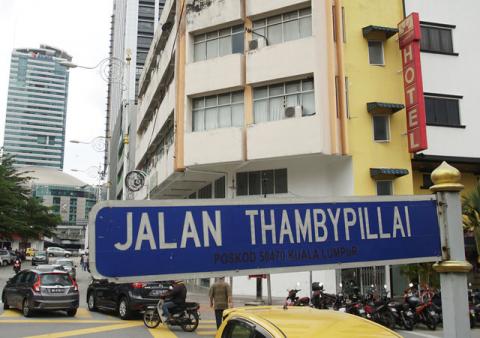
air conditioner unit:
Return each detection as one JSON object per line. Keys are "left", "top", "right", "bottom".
{"left": 248, "top": 37, "right": 266, "bottom": 51}
{"left": 284, "top": 105, "right": 303, "bottom": 118}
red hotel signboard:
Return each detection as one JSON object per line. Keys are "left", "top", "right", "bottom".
{"left": 398, "top": 13, "right": 428, "bottom": 153}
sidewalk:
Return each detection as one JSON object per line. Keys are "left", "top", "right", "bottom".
{"left": 186, "top": 284, "right": 285, "bottom": 319}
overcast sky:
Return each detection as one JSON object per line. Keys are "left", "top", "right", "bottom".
{"left": 0, "top": 0, "right": 113, "bottom": 185}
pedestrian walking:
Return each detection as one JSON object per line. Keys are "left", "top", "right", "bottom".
{"left": 209, "top": 276, "right": 232, "bottom": 329}
{"left": 80, "top": 254, "right": 84, "bottom": 270}
{"left": 84, "top": 254, "right": 89, "bottom": 272}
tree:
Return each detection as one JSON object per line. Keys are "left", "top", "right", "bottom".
{"left": 462, "top": 183, "right": 480, "bottom": 264}
{"left": 400, "top": 263, "right": 440, "bottom": 288}
{"left": 0, "top": 150, "right": 60, "bottom": 239}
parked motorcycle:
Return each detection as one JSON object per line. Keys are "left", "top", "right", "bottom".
{"left": 362, "top": 285, "right": 396, "bottom": 330}
{"left": 13, "top": 258, "right": 21, "bottom": 274}
{"left": 311, "top": 282, "right": 336, "bottom": 310}
{"left": 404, "top": 283, "right": 439, "bottom": 330}
{"left": 143, "top": 296, "right": 200, "bottom": 332}
{"left": 285, "top": 288, "right": 310, "bottom": 307}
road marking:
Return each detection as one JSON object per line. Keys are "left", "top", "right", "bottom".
{"left": 398, "top": 330, "right": 440, "bottom": 338}
{"left": 76, "top": 308, "right": 92, "bottom": 318}
{"left": 0, "top": 319, "right": 120, "bottom": 324}
{"left": 23, "top": 321, "right": 143, "bottom": 338}
{"left": 148, "top": 325, "right": 177, "bottom": 338}
{"left": 0, "top": 310, "right": 22, "bottom": 317}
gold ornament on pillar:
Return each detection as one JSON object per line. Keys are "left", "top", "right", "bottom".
{"left": 429, "top": 161, "right": 464, "bottom": 193}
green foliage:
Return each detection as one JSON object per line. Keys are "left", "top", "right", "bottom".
{"left": 463, "top": 183, "right": 480, "bottom": 262}
{"left": 400, "top": 263, "right": 440, "bottom": 288}
{"left": 0, "top": 150, "right": 60, "bottom": 239}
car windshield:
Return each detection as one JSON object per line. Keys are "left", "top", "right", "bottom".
{"left": 0, "top": 250, "right": 8, "bottom": 255}
{"left": 35, "top": 251, "right": 46, "bottom": 257}
{"left": 58, "top": 261, "right": 73, "bottom": 267}
{"left": 40, "top": 273, "right": 72, "bottom": 286}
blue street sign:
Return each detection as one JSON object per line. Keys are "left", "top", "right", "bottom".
{"left": 89, "top": 196, "right": 441, "bottom": 282}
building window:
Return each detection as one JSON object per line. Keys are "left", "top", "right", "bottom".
{"left": 37, "top": 135, "right": 47, "bottom": 144}
{"left": 236, "top": 169, "right": 287, "bottom": 196}
{"left": 425, "top": 95, "right": 461, "bottom": 127}
{"left": 253, "top": 78, "right": 314, "bottom": 123}
{"left": 376, "top": 181, "right": 393, "bottom": 196}
{"left": 253, "top": 7, "right": 312, "bottom": 46}
{"left": 193, "top": 25, "right": 244, "bottom": 62}
{"left": 373, "top": 115, "right": 389, "bottom": 142}
{"left": 368, "top": 41, "right": 384, "bottom": 65}
{"left": 198, "top": 184, "right": 212, "bottom": 199}
{"left": 421, "top": 24, "right": 454, "bottom": 54}
{"left": 192, "top": 91, "right": 244, "bottom": 132}
{"left": 421, "top": 173, "right": 433, "bottom": 189}
{"left": 214, "top": 176, "right": 226, "bottom": 198}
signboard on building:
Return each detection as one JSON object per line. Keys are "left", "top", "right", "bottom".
{"left": 398, "top": 12, "right": 428, "bottom": 153}
{"left": 89, "top": 196, "right": 441, "bottom": 282}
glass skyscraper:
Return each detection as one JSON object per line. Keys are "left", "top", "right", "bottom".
{"left": 3, "top": 44, "right": 72, "bottom": 169}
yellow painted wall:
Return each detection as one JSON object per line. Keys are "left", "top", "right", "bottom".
{"left": 343, "top": 0, "right": 413, "bottom": 196}
{"left": 413, "top": 170, "right": 479, "bottom": 197}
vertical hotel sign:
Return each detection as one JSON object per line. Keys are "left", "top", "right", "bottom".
{"left": 398, "top": 13, "right": 427, "bottom": 153}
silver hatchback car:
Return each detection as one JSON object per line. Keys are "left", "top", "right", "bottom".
{"left": 46, "top": 247, "right": 72, "bottom": 258}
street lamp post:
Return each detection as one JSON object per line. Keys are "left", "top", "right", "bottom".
{"left": 60, "top": 54, "right": 131, "bottom": 196}
{"left": 69, "top": 136, "right": 111, "bottom": 152}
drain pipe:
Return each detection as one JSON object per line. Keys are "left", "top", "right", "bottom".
{"left": 334, "top": 0, "right": 349, "bottom": 155}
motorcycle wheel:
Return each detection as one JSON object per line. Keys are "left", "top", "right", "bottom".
{"left": 181, "top": 312, "right": 199, "bottom": 332}
{"left": 380, "top": 311, "right": 396, "bottom": 330}
{"left": 425, "top": 312, "right": 437, "bottom": 331}
{"left": 143, "top": 309, "right": 161, "bottom": 329}
{"left": 402, "top": 315, "right": 414, "bottom": 331}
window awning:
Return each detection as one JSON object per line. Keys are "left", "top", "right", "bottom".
{"left": 367, "top": 102, "right": 405, "bottom": 115}
{"left": 370, "top": 168, "right": 409, "bottom": 180}
{"left": 362, "top": 25, "right": 398, "bottom": 40}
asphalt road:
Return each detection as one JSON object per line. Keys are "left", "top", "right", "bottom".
{"left": 0, "top": 258, "right": 478, "bottom": 338}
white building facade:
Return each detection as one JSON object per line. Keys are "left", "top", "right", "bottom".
{"left": 404, "top": 0, "right": 480, "bottom": 194}
{"left": 135, "top": 0, "right": 354, "bottom": 297}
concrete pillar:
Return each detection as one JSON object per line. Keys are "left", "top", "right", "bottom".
{"left": 430, "top": 161, "right": 472, "bottom": 338}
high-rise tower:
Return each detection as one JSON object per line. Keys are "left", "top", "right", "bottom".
{"left": 105, "top": 0, "right": 165, "bottom": 200}
{"left": 3, "top": 44, "right": 71, "bottom": 169}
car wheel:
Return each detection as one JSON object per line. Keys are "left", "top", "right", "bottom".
{"left": 48, "top": 253, "right": 54, "bottom": 257}
{"left": 118, "top": 297, "right": 131, "bottom": 320}
{"left": 2, "top": 295, "right": 9, "bottom": 310}
{"left": 22, "top": 298, "right": 32, "bottom": 317}
{"left": 65, "top": 254, "right": 70, "bottom": 258}
{"left": 67, "top": 308, "right": 77, "bottom": 317}
{"left": 87, "top": 293, "right": 97, "bottom": 311}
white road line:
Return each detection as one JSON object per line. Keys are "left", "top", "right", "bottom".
{"left": 398, "top": 330, "right": 440, "bottom": 338}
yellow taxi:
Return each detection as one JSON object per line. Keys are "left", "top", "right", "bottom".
{"left": 216, "top": 306, "right": 401, "bottom": 338}
{"left": 25, "top": 248, "right": 36, "bottom": 257}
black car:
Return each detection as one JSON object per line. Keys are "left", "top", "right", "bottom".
{"left": 32, "top": 251, "right": 48, "bottom": 266}
{"left": 1, "top": 268, "right": 79, "bottom": 317}
{"left": 86, "top": 279, "right": 170, "bottom": 319}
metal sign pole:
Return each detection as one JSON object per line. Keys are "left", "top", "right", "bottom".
{"left": 430, "top": 162, "right": 472, "bottom": 338}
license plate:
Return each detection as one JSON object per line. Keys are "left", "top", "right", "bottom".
{"left": 50, "top": 288, "right": 64, "bottom": 293}
{"left": 149, "top": 290, "right": 162, "bottom": 296}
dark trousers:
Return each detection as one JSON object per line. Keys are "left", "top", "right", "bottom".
{"left": 215, "top": 309, "right": 225, "bottom": 328}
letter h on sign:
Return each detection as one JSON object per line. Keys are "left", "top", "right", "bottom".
{"left": 398, "top": 12, "right": 428, "bottom": 153}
